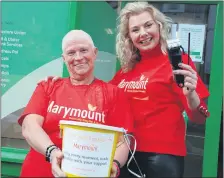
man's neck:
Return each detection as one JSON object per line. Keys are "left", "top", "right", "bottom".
{"left": 70, "top": 74, "right": 95, "bottom": 85}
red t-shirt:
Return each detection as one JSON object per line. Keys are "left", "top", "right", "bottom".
{"left": 18, "top": 78, "right": 133, "bottom": 177}
{"left": 110, "top": 46, "right": 209, "bottom": 156}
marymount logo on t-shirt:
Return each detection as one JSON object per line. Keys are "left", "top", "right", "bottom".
{"left": 47, "top": 101, "right": 105, "bottom": 123}
{"left": 117, "top": 74, "right": 149, "bottom": 92}
{"left": 88, "top": 103, "right": 97, "bottom": 111}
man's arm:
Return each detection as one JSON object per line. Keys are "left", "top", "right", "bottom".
{"left": 21, "top": 114, "right": 54, "bottom": 155}
{"left": 22, "top": 114, "right": 66, "bottom": 177}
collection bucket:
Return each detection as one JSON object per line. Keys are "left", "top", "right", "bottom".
{"left": 59, "top": 120, "right": 126, "bottom": 177}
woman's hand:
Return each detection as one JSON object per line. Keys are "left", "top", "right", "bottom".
{"left": 51, "top": 149, "right": 66, "bottom": 177}
{"left": 173, "top": 63, "right": 200, "bottom": 109}
{"left": 38, "top": 76, "right": 61, "bottom": 84}
{"left": 173, "top": 63, "right": 198, "bottom": 96}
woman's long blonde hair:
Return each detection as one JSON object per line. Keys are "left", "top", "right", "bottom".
{"left": 116, "top": 2, "right": 173, "bottom": 72}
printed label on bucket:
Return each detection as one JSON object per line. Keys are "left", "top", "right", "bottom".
{"left": 61, "top": 127, "right": 115, "bottom": 177}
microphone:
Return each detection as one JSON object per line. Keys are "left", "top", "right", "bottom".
{"left": 166, "top": 39, "right": 185, "bottom": 88}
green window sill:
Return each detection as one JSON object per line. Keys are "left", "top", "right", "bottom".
{"left": 1, "top": 147, "right": 28, "bottom": 177}
{"left": 1, "top": 147, "right": 28, "bottom": 163}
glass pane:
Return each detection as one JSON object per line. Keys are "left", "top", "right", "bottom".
{"left": 1, "top": 1, "right": 71, "bottom": 149}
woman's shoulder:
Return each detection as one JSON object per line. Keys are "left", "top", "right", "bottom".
{"left": 109, "top": 69, "right": 129, "bottom": 85}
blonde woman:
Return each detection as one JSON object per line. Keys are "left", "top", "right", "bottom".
{"left": 110, "top": 2, "right": 210, "bottom": 177}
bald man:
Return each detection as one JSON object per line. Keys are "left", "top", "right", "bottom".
{"left": 18, "top": 30, "right": 133, "bottom": 177}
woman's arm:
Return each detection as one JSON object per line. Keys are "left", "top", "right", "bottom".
{"left": 110, "top": 134, "right": 130, "bottom": 177}
{"left": 113, "top": 135, "right": 129, "bottom": 167}
{"left": 173, "top": 63, "right": 210, "bottom": 124}
{"left": 185, "top": 93, "right": 209, "bottom": 124}
{"left": 185, "top": 90, "right": 200, "bottom": 110}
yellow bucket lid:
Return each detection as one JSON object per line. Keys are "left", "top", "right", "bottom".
{"left": 59, "top": 120, "right": 126, "bottom": 133}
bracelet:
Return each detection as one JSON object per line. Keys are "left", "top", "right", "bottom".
{"left": 113, "top": 161, "right": 120, "bottom": 178}
{"left": 49, "top": 147, "right": 60, "bottom": 163}
{"left": 113, "top": 159, "right": 121, "bottom": 168}
{"left": 45, "top": 145, "right": 55, "bottom": 160}
{"left": 45, "top": 145, "right": 58, "bottom": 162}
{"left": 197, "top": 100, "right": 210, "bottom": 117}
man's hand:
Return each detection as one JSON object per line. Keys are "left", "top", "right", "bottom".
{"left": 51, "top": 149, "right": 66, "bottom": 177}
{"left": 110, "top": 162, "right": 120, "bottom": 177}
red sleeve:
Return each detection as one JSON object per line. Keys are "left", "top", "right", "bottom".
{"left": 109, "top": 69, "right": 123, "bottom": 85}
{"left": 107, "top": 87, "right": 134, "bottom": 133}
{"left": 17, "top": 80, "right": 52, "bottom": 126}
{"left": 173, "top": 54, "right": 210, "bottom": 123}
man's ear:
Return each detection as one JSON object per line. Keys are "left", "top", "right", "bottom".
{"left": 94, "top": 47, "right": 98, "bottom": 56}
{"left": 62, "top": 53, "right": 66, "bottom": 62}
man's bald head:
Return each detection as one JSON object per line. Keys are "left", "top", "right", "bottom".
{"left": 62, "top": 30, "right": 95, "bottom": 53}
